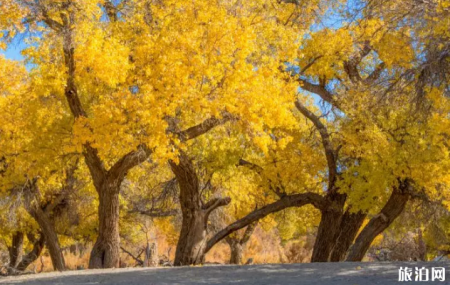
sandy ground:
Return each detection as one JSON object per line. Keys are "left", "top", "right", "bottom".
{"left": 1, "top": 262, "right": 450, "bottom": 285}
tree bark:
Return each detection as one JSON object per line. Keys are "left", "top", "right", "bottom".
{"left": 16, "top": 233, "right": 45, "bottom": 272}
{"left": 225, "top": 222, "right": 257, "bottom": 264}
{"left": 173, "top": 204, "right": 208, "bottom": 266}
{"left": 23, "top": 180, "right": 66, "bottom": 271}
{"left": 144, "top": 242, "right": 159, "bottom": 267}
{"left": 228, "top": 240, "right": 243, "bottom": 264}
{"left": 345, "top": 183, "right": 411, "bottom": 261}
{"left": 329, "top": 210, "right": 366, "bottom": 262}
{"left": 170, "top": 153, "right": 230, "bottom": 266}
{"left": 8, "top": 232, "right": 24, "bottom": 270}
{"left": 88, "top": 182, "right": 121, "bottom": 268}
{"left": 311, "top": 193, "right": 346, "bottom": 262}
{"left": 30, "top": 207, "right": 66, "bottom": 271}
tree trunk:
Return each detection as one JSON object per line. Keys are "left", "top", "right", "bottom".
{"left": 23, "top": 180, "right": 65, "bottom": 271}
{"left": 88, "top": 182, "right": 121, "bottom": 269}
{"left": 346, "top": 183, "right": 410, "bottom": 261}
{"left": 69, "top": 244, "right": 77, "bottom": 255}
{"left": 227, "top": 222, "right": 257, "bottom": 264}
{"left": 144, "top": 242, "right": 159, "bottom": 267}
{"left": 311, "top": 193, "right": 346, "bottom": 262}
{"left": 170, "top": 153, "right": 230, "bottom": 266}
{"left": 417, "top": 229, "right": 427, "bottom": 261}
{"left": 29, "top": 207, "right": 66, "bottom": 271}
{"left": 173, "top": 202, "right": 209, "bottom": 266}
{"left": 329, "top": 210, "right": 366, "bottom": 262}
{"left": 8, "top": 232, "right": 24, "bottom": 270}
{"left": 16, "top": 233, "right": 45, "bottom": 272}
{"left": 229, "top": 241, "right": 243, "bottom": 265}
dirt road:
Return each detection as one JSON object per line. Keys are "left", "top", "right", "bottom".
{"left": 1, "top": 261, "right": 449, "bottom": 284}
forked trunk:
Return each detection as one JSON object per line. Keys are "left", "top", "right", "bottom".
{"left": 329, "top": 210, "right": 366, "bottom": 262}
{"left": 311, "top": 193, "right": 346, "bottom": 262}
{"left": 58, "top": 10, "right": 151, "bottom": 269}
{"left": 89, "top": 182, "right": 121, "bottom": 268}
{"left": 346, "top": 183, "right": 410, "bottom": 261}
{"left": 170, "top": 153, "right": 230, "bottom": 266}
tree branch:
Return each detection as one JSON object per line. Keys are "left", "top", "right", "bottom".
{"left": 238, "top": 159, "right": 285, "bottom": 198}
{"left": 295, "top": 100, "right": 337, "bottom": 189}
{"left": 103, "top": 0, "right": 118, "bottom": 22}
{"left": 120, "top": 247, "right": 143, "bottom": 266}
{"left": 44, "top": 163, "right": 79, "bottom": 215}
{"left": 344, "top": 42, "right": 372, "bottom": 83}
{"left": 53, "top": 6, "right": 109, "bottom": 189}
{"left": 238, "top": 159, "right": 263, "bottom": 173}
{"left": 297, "top": 78, "right": 339, "bottom": 108}
{"left": 203, "top": 197, "right": 231, "bottom": 216}
{"left": 38, "top": 4, "right": 63, "bottom": 32}
{"left": 16, "top": 233, "right": 45, "bottom": 272}
{"left": 177, "top": 113, "right": 234, "bottom": 141}
{"left": 129, "top": 209, "right": 179, "bottom": 218}
{"left": 345, "top": 179, "right": 412, "bottom": 261}
{"left": 299, "top": 56, "right": 323, "bottom": 74}
{"left": 83, "top": 145, "right": 107, "bottom": 190}
{"left": 240, "top": 222, "right": 257, "bottom": 245}
{"left": 364, "top": 62, "right": 386, "bottom": 85}
{"left": 108, "top": 144, "right": 153, "bottom": 185}
{"left": 205, "top": 192, "right": 325, "bottom": 253}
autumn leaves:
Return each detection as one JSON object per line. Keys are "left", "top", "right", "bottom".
{"left": 0, "top": 0, "right": 449, "bottom": 270}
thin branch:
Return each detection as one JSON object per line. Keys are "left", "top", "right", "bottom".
{"left": 295, "top": 100, "right": 337, "bottom": 189}
{"left": 299, "top": 56, "right": 323, "bottom": 74}
{"left": 44, "top": 163, "right": 79, "bottom": 215}
{"left": 364, "top": 62, "right": 386, "bottom": 85}
{"left": 238, "top": 159, "right": 263, "bottom": 173}
{"left": 120, "top": 247, "right": 143, "bottom": 266}
{"left": 344, "top": 41, "right": 372, "bottom": 83}
{"left": 238, "top": 159, "right": 285, "bottom": 198}
{"left": 129, "top": 209, "right": 179, "bottom": 218}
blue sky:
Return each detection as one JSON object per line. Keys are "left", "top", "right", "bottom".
{"left": 1, "top": 36, "right": 26, "bottom": 61}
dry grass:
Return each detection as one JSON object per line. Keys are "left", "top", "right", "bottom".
{"left": 26, "top": 225, "right": 305, "bottom": 271}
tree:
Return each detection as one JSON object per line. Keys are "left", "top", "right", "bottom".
{"left": 290, "top": 0, "right": 450, "bottom": 261}
{"left": 0, "top": 0, "right": 311, "bottom": 267}
{"left": 205, "top": 0, "right": 450, "bottom": 263}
